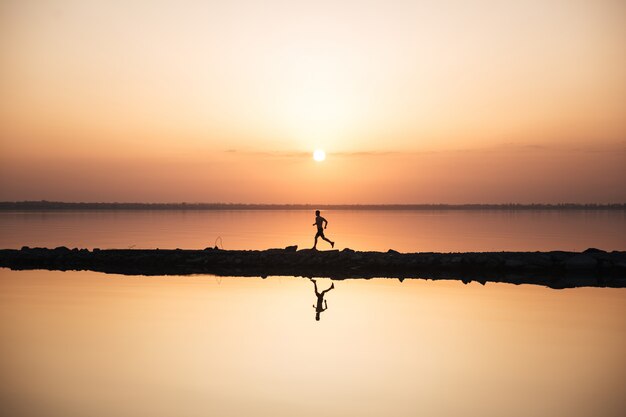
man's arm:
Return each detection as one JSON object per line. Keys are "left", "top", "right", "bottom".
{"left": 323, "top": 217, "right": 328, "bottom": 229}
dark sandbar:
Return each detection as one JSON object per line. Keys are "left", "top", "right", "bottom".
{"left": 1, "top": 246, "right": 625, "bottom": 289}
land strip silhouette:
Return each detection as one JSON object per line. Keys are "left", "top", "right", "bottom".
{"left": 1, "top": 246, "right": 625, "bottom": 289}
{"left": 1, "top": 201, "right": 624, "bottom": 211}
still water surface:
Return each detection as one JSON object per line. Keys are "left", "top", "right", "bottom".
{"left": 1, "top": 270, "right": 625, "bottom": 417}
{"left": 1, "top": 210, "right": 625, "bottom": 416}
{"left": 1, "top": 209, "right": 624, "bottom": 251}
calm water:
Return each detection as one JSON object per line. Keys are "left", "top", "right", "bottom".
{"left": 1, "top": 271, "right": 625, "bottom": 417}
{"left": 1, "top": 210, "right": 625, "bottom": 416}
{"left": 0, "top": 209, "right": 624, "bottom": 251}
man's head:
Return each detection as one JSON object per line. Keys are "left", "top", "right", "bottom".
{"left": 315, "top": 210, "right": 320, "bottom": 216}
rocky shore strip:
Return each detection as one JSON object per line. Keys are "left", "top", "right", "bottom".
{"left": 1, "top": 246, "right": 625, "bottom": 288}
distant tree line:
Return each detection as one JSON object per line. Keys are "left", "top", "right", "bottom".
{"left": 0, "top": 201, "right": 624, "bottom": 211}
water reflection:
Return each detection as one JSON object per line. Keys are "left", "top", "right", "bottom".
{"left": 1, "top": 270, "right": 626, "bottom": 417}
{"left": 310, "top": 278, "right": 335, "bottom": 321}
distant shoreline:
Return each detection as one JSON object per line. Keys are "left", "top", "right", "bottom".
{"left": 0, "top": 201, "right": 624, "bottom": 211}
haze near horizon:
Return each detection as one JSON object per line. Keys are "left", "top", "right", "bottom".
{"left": 1, "top": 0, "right": 625, "bottom": 203}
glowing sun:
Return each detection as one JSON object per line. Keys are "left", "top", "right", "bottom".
{"left": 313, "top": 149, "right": 326, "bottom": 162}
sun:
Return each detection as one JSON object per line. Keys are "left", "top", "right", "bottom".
{"left": 313, "top": 149, "right": 326, "bottom": 162}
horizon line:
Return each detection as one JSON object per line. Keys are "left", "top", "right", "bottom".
{"left": 1, "top": 201, "right": 624, "bottom": 211}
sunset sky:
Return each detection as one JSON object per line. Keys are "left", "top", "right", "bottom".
{"left": 1, "top": 0, "right": 624, "bottom": 203}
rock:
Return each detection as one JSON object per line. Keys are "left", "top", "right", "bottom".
{"left": 550, "top": 251, "right": 570, "bottom": 262}
{"left": 266, "top": 248, "right": 289, "bottom": 254}
{"left": 583, "top": 248, "right": 606, "bottom": 254}
{"left": 284, "top": 245, "right": 298, "bottom": 252}
{"left": 505, "top": 259, "right": 525, "bottom": 268}
{"left": 527, "top": 253, "right": 552, "bottom": 268}
{"left": 387, "top": 249, "right": 399, "bottom": 254}
{"left": 186, "top": 256, "right": 205, "bottom": 264}
{"left": 484, "top": 257, "right": 501, "bottom": 268}
{"left": 342, "top": 248, "right": 355, "bottom": 254}
{"left": 563, "top": 254, "right": 597, "bottom": 270}
{"left": 441, "top": 256, "right": 462, "bottom": 266}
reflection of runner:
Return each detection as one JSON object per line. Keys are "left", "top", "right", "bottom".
{"left": 310, "top": 278, "right": 335, "bottom": 321}
{"left": 312, "top": 210, "right": 334, "bottom": 250}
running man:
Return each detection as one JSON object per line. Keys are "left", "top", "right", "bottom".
{"left": 310, "top": 278, "right": 335, "bottom": 321}
{"left": 312, "top": 210, "right": 335, "bottom": 249}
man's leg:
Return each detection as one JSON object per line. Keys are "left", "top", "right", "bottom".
{"left": 311, "top": 279, "right": 319, "bottom": 295}
{"left": 322, "top": 235, "right": 334, "bottom": 248}
{"left": 321, "top": 282, "right": 335, "bottom": 295}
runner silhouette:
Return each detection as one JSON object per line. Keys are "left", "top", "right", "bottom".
{"left": 312, "top": 210, "right": 334, "bottom": 249}
{"left": 310, "top": 278, "right": 335, "bottom": 321}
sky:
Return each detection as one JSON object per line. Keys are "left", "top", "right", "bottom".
{"left": 0, "top": 0, "right": 624, "bottom": 203}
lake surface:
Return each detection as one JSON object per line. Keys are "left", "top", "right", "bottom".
{"left": 1, "top": 270, "right": 625, "bottom": 417}
{"left": 1, "top": 210, "right": 625, "bottom": 416}
{"left": 1, "top": 209, "right": 624, "bottom": 252}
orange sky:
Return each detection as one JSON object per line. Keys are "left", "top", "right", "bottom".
{"left": 1, "top": 0, "right": 624, "bottom": 203}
